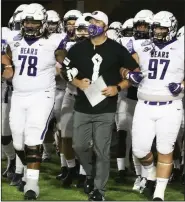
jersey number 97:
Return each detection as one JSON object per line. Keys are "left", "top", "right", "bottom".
{"left": 148, "top": 59, "right": 170, "bottom": 80}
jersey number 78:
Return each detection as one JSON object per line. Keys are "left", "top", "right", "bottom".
{"left": 18, "top": 55, "right": 38, "bottom": 76}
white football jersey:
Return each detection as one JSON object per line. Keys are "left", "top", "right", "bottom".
{"left": 2, "top": 28, "right": 18, "bottom": 54}
{"left": 119, "top": 36, "right": 135, "bottom": 53}
{"left": 2, "top": 27, "right": 11, "bottom": 41}
{"left": 119, "top": 37, "right": 135, "bottom": 98}
{"left": 132, "top": 39, "right": 184, "bottom": 101}
{"left": 6, "top": 32, "right": 66, "bottom": 95}
{"left": 65, "top": 41, "right": 77, "bottom": 95}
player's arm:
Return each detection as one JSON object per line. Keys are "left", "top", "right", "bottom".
{"left": 55, "top": 49, "right": 67, "bottom": 64}
{"left": 102, "top": 45, "right": 139, "bottom": 97}
{"left": 60, "top": 48, "right": 90, "bottom": 90}
{"left": 132, "top": 52, "right": 139, "bottom": 64}
{"left": 2, "top": 45, "right": 14, "bottom": 79}
{"left": 118, "top": 45, "right": 142, "bottom": 85}
{"left": 55, "top": 49, "right": 67, "bottom": 77}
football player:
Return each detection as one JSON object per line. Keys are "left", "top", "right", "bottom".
{"left": 122, "top": 11, "right": 184, "bottom": 201}
{"left": 1, "top": 4, "right": 28, "bottom": 182}
{"left": 106, "top": 29, "right": 120, "bottom": 41}
{"left": 109, "top": 21, "right": 122, "bottom": 37}
{"left": 168, "top": 25, "right": 184, "bottom": 184}
{"left": 118, "top": 10, "right": 154, "bottom": 190}
{"left": 8, "top": 4, "right": 29, "bottom": 188}
{"left": 57, "top": 13, "right": 91, "bottom": 189}
{"left": 41, "top": 10, "right": 66, "bottom": 162}
{"left": 56, "top": 10, "right": 83, "bottom": 185}
{"left": 114, "top": 18, "right": 134, "bottom": 184}
{"left": 3, "top": 3, "right": 67, "bottom": 200}
{"left": 1, "top": 26, "right": 16, "bottom": 180}
{"left": 130, "top": 9, "right": 154, "bottom": 193}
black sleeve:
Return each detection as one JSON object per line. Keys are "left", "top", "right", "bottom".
{"left": 117, "top": 44, "right": 139, "bottom": 71}
{"left": 60, "top": 46, "right": 78, "bottom": 81}
{"left": 62, "top": 47, "right": 76, "bottom": 70}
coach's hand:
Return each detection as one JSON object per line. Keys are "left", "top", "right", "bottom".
{"left": 102, "top": 86, "right": 118, "bottom": 97}
{"left": 126, "top": 71, "right": 144, "bottom": 85}
{"left": 77, "top": 78, "right": 91, "bottom": 91}
{"left": 168, "top": 82, "right": 184, "bottom": 96}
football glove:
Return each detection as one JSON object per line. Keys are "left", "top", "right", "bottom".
{"left": 61, "top": 67, "right": 78, "bottom": 82}
{"left": 168, "top": 82, "right": 184, "bottom": 96}
{"left": 126, "top": 71, "right": 144, "bottom": 85}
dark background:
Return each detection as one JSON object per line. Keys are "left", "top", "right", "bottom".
{"left": 2, "top": 0, "right": 185, "bottom": 28}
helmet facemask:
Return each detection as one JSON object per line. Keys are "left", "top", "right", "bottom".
{"left": 75, "top": 25, "right": 89, "bottom": 41}
{"left": 64, "top": 18, "right": 77, "bottom": 37}
{"left": 152, "top": 24, "right": 169, "bottom": 43}
{"left": 134, "top": 21, "right": 151, "bottom": 39}
{"left": 22, "top": 19, "right": 45, "bottom": 39}
{"left": 47, "top": 21, "right": 59, "bottom": 33}
{"left": 121, "top": 28, "right": 134, "bottom": 37}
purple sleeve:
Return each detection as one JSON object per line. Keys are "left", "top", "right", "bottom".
{"left": 56, "top": 35, "right": 69, "bottom": 51}
{"left": 1, "top": 39, "right": 7, "bottom": 55}
{"left": 126, "top": 39, "right": 136, "bottom": 54}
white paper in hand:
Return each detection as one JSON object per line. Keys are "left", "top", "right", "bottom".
{"left": 84, "top": 76, "right": 107, "bottom": 107}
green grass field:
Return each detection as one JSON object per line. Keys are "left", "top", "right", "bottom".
{"left": 2, "top": 155, "right": 184, "bottom": 201}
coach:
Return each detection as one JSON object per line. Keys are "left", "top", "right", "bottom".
{"left": 61, "top": 11, "right": 139, "bottom": 200}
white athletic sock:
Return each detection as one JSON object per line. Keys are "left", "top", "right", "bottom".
{"left": 27, "top": 169, "right": 39, "bottom": 181}
{"left": 25, "top": 169, "right": 40, "bottom": 195}
{"left": 60, "top": 153, "right": 67, "bottom": 167}
{"left": 174, "top": 159, "right": 180, "bottom": 169}
{"left": 2, "top": 141, "right": 15, "bottom": 160}
{"left": 66, "top": 159, "right": 76, "bottom": 168}
{"left": 132, "top": 155, "right": 142, "bottom": 176}
{"left": 144, "top": 162, "right": 156, "bottom": 181}
{"left": 141, "top": 165, "right": 148, "bottom": 178}
{"left": 80, "top": 165, "right": 86, "bottom": 175}
{"left": 117, "top": 158, "right": 125, "bottom": 171}
{"left": 15, "top": 154, "right": 24, "bottom": 174}
{"left": 153, "top": 178, "right": 168, "bottom": 200}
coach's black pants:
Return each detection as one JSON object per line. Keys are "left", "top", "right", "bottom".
{"left": 72, "top": 111, "right": 115, "bottom": 196}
